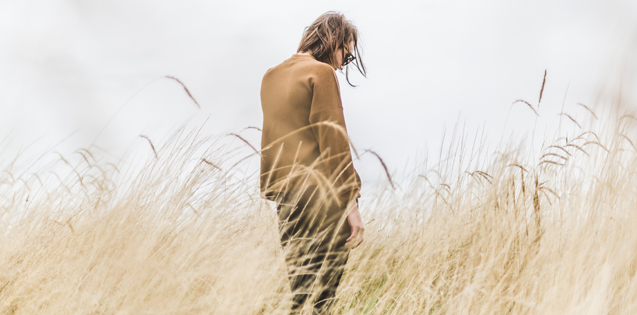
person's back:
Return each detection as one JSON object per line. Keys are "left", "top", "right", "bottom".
{"left": 260, "top": 53, "right": 360, "bottom": 204}
{"left": 259, "top": 11, "right": 367, "bottom": 314}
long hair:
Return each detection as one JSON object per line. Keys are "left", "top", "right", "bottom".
{"left": 297, "top": 12, "right": 366, "bottom": 87}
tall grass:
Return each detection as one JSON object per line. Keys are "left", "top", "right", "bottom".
{"left": 1, "top": 105, "right": 637, "bottom": 314}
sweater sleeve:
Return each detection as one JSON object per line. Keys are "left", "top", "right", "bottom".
{"left": 309, "top": 65, "right": 361, "bottom": 205}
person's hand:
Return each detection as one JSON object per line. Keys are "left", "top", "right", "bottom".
{"left": 345, "top": 201, "right": 364, "bottom": 249}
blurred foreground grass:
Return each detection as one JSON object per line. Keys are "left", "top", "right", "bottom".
{"left": 1, "top": 107, "right": 637, "bottom": 315}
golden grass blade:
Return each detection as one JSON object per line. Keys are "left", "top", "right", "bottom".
{"left": 243, "top": 126, "right": 262, "bottom": 132}
{"left": 582, "top": 141, "right": 610, "bottom": 153}
{"left": 538, "top": 69, "right": 547, "bottom": 106}
{"left": 538, "top": 160, "right": 565, "bottom": 167}
{"left": 228, "top": 133, "right": 261, "bottom": 156}
{"left": 165, "top": 75, "right": 201, "bottom": 109}
{"left": 546, "top": 145, "right": 572, "bottom": 156}
{"left": 576, "top": 103, "right": 598, "bottom": 119}
{"left": 619, "top": 134, "right": 637, "bottom": 152}
{"left": 558, "top": 112, "right": 582, "bottom": 129}
{"left": 564, "top": 143, "right": 590, "bottom": 156}
{"left": 364, "top": 149, "right": 395, "bottom": 190}
{"left": 512, "top": 99, "right": 539, "bottom": 116}
{"left": 539, "top": 153, "right": 568, "bottom": 161}
{"left": 139, "top": 135, "right": 158, "bottom": 159}
{"left": 201, "top": 158, "right": 222, "bottom": 171}
{"left": 507, "top": 164, "right": 529, "bottom": 173}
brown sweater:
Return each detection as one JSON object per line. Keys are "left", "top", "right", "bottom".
{"left": 260, "top": 54, "right": 361, "bottom": 205}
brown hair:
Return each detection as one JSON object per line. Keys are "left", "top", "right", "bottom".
{"left": 297, "top": 12, "right": 366, "bottom": 86}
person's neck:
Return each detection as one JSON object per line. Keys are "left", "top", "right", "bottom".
{"left": 296, "top": 51, "right": 311, "bottom": 56}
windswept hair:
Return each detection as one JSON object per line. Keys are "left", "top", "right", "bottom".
{"left": 297, "top": 12, "right": 366, "bottom": 86}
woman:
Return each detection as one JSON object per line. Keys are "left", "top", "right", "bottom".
{"left": 260, "top": 11, "right": 366, "bottom": 314}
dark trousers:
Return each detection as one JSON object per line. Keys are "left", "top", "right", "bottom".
{"left": 276, "top": 186, "right": 351, "bottom": 315}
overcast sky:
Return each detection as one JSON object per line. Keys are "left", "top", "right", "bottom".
{"left": 1, "top": 0, "right": 636, "bottom": 189}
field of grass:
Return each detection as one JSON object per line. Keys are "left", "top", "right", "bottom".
{"left": 1, "top": 102, "right": 637, "bottom": 314}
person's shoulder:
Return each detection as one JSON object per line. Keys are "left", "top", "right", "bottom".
{"left": 263, "top": 55, "right": 334, "bottom": 83}
{"left": 264, "top": 61, "right": 282, "bottom": 75}
{"left": 261, "top": 67, "right": 274, "bottom": 86}
{"left": 302, "top": 58, "right": 334, "bottom": 74}
{"left": 295, "top": 59, "right": 336, "bottom": 86}
{"left": 261, "top": 63, "right": 283, "bottom": 83}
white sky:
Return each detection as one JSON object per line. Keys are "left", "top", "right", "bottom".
{"left": 1, "top": 0, "right": 636, "bottom": 189}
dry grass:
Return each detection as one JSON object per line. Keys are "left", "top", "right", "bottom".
{"left": 2, "top": 105, "right": 637, "bottom": 315}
